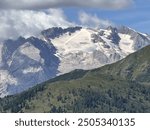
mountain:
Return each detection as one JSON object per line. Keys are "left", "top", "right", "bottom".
{"left": 0, "top": 26, "right": 150, "bottom": 97}
{"left": 0, "top": 45, "right": 150, "bottom": 113}
{"left": 0, "top": 37, "right": 59, "bottom": 97}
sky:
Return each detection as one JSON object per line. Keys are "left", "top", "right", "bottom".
{"left": 0, "top": 0, "right": 150, "bottom": 41}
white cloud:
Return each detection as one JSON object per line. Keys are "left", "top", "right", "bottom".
{"left": 79, "top": 11, "right": 114, "bottom": 28}
{"left": 0, "top": 0, "right": 133, "bottom": 10}
{"left": 0, "top": 0, "right": 134, "bottom": 41}
{"left": 0, "top": 9, "right": 74, "bottom": 41}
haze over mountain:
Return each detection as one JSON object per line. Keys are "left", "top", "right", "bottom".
{"left": 0, "top": 26, "right": 150, "bottom": 97}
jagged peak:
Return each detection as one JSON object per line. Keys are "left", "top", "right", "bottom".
{"left": 41, "top": 26, "right": 82, "bottom": 39}
{"left": 106, "top": 26, "right": 118, "bottom": 33}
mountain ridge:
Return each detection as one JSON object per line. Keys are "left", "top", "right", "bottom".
{"left": 0, "top": 25, "right": 150, "bottom": 97}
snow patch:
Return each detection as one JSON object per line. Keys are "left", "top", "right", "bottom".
{"left": 119, "top": 33, "right": 134, "bottom": 54}
{"left": 0, "top": 70, "right": 18, "bottom": 97}
{"left": 23, "top": 66, "right": 43, "bottom": 74}
{"left": 0, "top": 70, "right": 18, "bottom": 85}
{"left": 20, "top": 42, "right": 42, "bottom": 62}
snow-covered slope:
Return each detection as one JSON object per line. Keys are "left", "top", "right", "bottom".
{"left": 50, "top": 28, "right": 124, "bottom": 73}
{"left": 0, "top": 26, "right": 150, "bottom": 97}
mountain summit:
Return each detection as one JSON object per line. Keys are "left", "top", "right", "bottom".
{"left": 0, "top": 26, "right": 150, "bottom": 97}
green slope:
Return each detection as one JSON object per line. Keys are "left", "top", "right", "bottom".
{"left": 0, "top": 46, "right": 150, "bottom": 113}
{"left": 91, "top": 45, "right": 150, "bottom": 83}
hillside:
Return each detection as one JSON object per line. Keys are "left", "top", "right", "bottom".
{"left": 0, "top": 45, "right": 150, "bottom": 113}
{"left": 89, "top": 45, "right": 150, "bottom": 83}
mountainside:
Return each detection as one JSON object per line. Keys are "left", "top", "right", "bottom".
{"left": 0, "top": 26, "right": 150, "bottom": 97}
{"left": 0, "top": 37, "right": 59, "bottom": 97}
{"left": 91, "top": 45, "right": 150, "bottom": 83}
{"left": 0, "top": 45, "right": 150, "bottom": 113}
